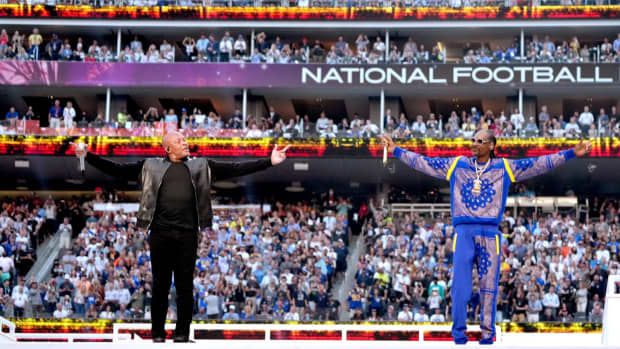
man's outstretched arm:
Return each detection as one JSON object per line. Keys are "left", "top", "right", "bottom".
{"left": 379, "top": 135, "right": 461, "bottom": 181}
{"left": 73, "top": 143, "right": 144, "bottom": 181}
{"left": 208, "top": 144, "right": 290, "bottom": 182}
{"left": 503, "top": 140, "right": 592, "bottom": 183}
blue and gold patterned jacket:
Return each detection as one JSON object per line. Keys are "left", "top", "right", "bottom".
{"left": 393, "top": 147, "right": 576, "bottom": 226}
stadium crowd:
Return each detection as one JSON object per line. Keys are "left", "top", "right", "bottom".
{"left": 462, "top": 34, "right": 620, "bottom": 64}
{"left": 0, "top": 189, "right": 618, "bottom": 324}
{"left": 3, "top": 27, "right": 620, "bottom": 65}
{"left": 3, "top": 100, "right": 620, "bottom": 139}
{"left": 1, "top": 191, "right": 356, "bottom": 321}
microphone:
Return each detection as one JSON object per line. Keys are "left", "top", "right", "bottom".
{"left": 383, "top": 145, "right": 388, "bottom": 166}
{"left": 78, "top": 143, "right": 85, "bottom": 175}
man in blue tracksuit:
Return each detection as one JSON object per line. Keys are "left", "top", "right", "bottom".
{"left": 379, "top": 131, "right": 591, "bottom": 344}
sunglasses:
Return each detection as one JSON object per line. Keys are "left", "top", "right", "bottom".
{"left": 471, "top": 138, "right": 491, "bottom": 144}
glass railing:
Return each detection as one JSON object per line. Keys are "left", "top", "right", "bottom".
{"left": 0, "top": 120, "right": 615, "bottom": 138}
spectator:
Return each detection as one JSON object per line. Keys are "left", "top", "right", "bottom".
{"left": 5, "top": 107, "right": 19, "bottom": 124}
{"left": 598, "top": 108, "right": 610, "bottom": 136}
{"left": 28, "top": 28, "right": 42, "bottom": 60}
{"left": 551, "top": 119, "right": 565, "bottom": 138}
{"left": 284, "top": 304, "right": 300, "bottom": 321}
{"left": 538, "top": 105, "right": 550, "bottom": 128}
{"left": 48, "top": 99, "right": 63, "bottom": 128}
{"left": 250, "top": 48, "right": 265, "bottom": 63}
{"left": 511, "top": 289, "right": 527, "bottom": 322}
{"left": 164, "top": 108, "right": 178, "bottom": 123}
{"left": 430, "top": 307, "right": 445, "bottom": 322}
{"left": 526, "top": 293, "right": 542, "bottom": 323}
{"left": 62, "top": 101, "right": 76, "bottom": 129}
{"left": 11, "top": 283, "right": 28, "bottom": 317}
{"left": 589, "top": 302, "right": 603, "bottom": 323}
{"left": 267, "top": 106, "right": 281, "bottom": 127}
{"left": 182, "top": 36, "right": 196, "bottom": 61}
{"left": 510, "top": 108, "right": 525, "bottom": 135}
{"left": 130, "top": 36, "right": 142, "bottom": 52}
{"left": 524, "top": 117, "right": 539, "bottom": 136}
{"left": 347, "top": 285, "right": 363, "bottom": 318}
{"left": 233, "top": 35, "right": 247, "bottom": 57}
{"left": 413, "top": 306, "right": 429, "bottom": 322}
{"left": 53, "top": 302, "right": 69, "bottom": 319}
{"left": 315, "top": 112, "right": 330, "bottom": 134}
{"left": 194, "top": 34, "right": 208, "bottom": 57}
{"left": 0, "top": 251, "right": 14, "bottom": 283}
{"left": 320, "top": 120, "right": 337, "bottom": 138}
{"left": 23, "top": 106, "right": 35, "bottom": 120}
{"left": 397, "top": 303, "right": 413, "bottom": 322}
{"left": 99, "top": 304, "right": 115, "bottom": 319}
{"left": 58, "top": 273, "right": 75, "bottom": 299}
{"left": 557, "top": 303, "right": 573, "bottom": 323}
{"left": 578, "top": 106, "right": 594, "bottom": 135}
{"left": 411, "top": 115, "right": 426, "bottom": 137}
{"left": 206, "top": 34, "right": 219, "bottom": 62}
{"left": 565, "top": 116, "right": 581, "bottom": 138}
{"left": 222, "top": 304, "right": 240, "bottom": 320}
{"left": 28, "top": 282, "right": 45, "bottom": 318}
{"left": 613, "top": 33, "right": 620, "bottom": 54}
{"left": 219, "top": 32, "right": 233, "bottom": 63}
{"left": 246, "top": 123, "right": 263, "bottom": 137}
{"left": 541, "top": 307, "right": 556, "bottom": 322}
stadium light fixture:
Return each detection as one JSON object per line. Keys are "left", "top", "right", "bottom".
{"left": 285, "top": 181, "right": 304, "bottom": 192}
{"left": 14, "top": 159, "right": 29, "bottom": 168}
{"left": 294, "top": 162, "right": 309, "bottom": 171}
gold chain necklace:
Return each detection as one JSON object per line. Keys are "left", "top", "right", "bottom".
{"left": 473, "top": 159, "right": 490, "bottom": 195}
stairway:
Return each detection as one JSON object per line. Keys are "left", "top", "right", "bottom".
{"left": 25, "top": 232, "right": 63, "bottom": 283}
{"left": 335, "top": 231, "right": 366, "bottom": 321}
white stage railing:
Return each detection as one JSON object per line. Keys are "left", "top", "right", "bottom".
{"left": 391, "top": 197, "right": 580, "bottom": 217}
{"left": 602, "top": 274, "right": 620, "bottom": 345}
{"left": 391, "top": 203, "right": 451, "bottom": 216}
{"left": 0, "top": 316, "right": 16, "bottom": 341}
{"left": 8, "top": 333, "right": 131, "bottom": 342}
{"left": 112, "top": 323, "right": 502, "bottom": 343}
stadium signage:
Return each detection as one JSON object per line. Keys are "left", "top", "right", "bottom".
{"left": 2, "top": 62, "right": 620, "bottom": 88}
{"left": 301, "top": 66, "right": 615, "bottom": 85}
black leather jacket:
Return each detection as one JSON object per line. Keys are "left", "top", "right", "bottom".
{"left": 85, "top": 153, "right": 272, "bottom": 231}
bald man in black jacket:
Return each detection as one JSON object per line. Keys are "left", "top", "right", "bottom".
{"left": 74, "top": 132, "right": 289, "bottom": 342}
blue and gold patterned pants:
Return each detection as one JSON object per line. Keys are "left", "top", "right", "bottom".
{"left": 451, "top": 224, "right": 501, "bottom": 345}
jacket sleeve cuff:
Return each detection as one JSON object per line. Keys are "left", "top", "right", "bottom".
{"left": 393, "top": 147, "right": 405, "bottom": 159}
{"left": 564, "top": 148, "right": 576, "bottom": 161}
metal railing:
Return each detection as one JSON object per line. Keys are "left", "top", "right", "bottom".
{"left": 111, "top": 322, "right": 502, "bottom": 342}
{"left": 391, "top": 202, "right": 451, "bottom": 216}
{"left": 390, "top": 196, "right": 581, "bottom": 217}
{"left": 0, "top": 120, "right": 616, "bottom": 139}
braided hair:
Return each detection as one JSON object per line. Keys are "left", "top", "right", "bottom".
{"left": 485, "top": 130, "right": 497, "bottom": 158}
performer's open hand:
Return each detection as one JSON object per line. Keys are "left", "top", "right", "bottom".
{"left": 70, "top": 142, "right": 89, "bottom": 158}
{"left": 377, "top": 135, "right": 396, "bottom": 153}
{"left": 574, "top": 139, "right": 593, "bottom": 157}
{"left": 271, "top": 144, "right": 291, "bottom": 165}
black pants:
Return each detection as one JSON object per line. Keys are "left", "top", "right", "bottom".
{"left": 149, "top": 229, "right": 198, "bottom": 338}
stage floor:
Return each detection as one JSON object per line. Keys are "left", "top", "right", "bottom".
{"left": 0, "top": 342, "right": 616, "bottom": 349}
{"left": 1, "top": 333, "right": 616, "bottom": 349}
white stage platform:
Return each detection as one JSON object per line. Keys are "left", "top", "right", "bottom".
{"left": 0, "top": 318, "right": 614, "bottom": 348}
{"left": 0, "top": 332, "right": 613, "bottom": 348}
{"left": 0, "top": 338, "right": 616, "bottom": 349}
